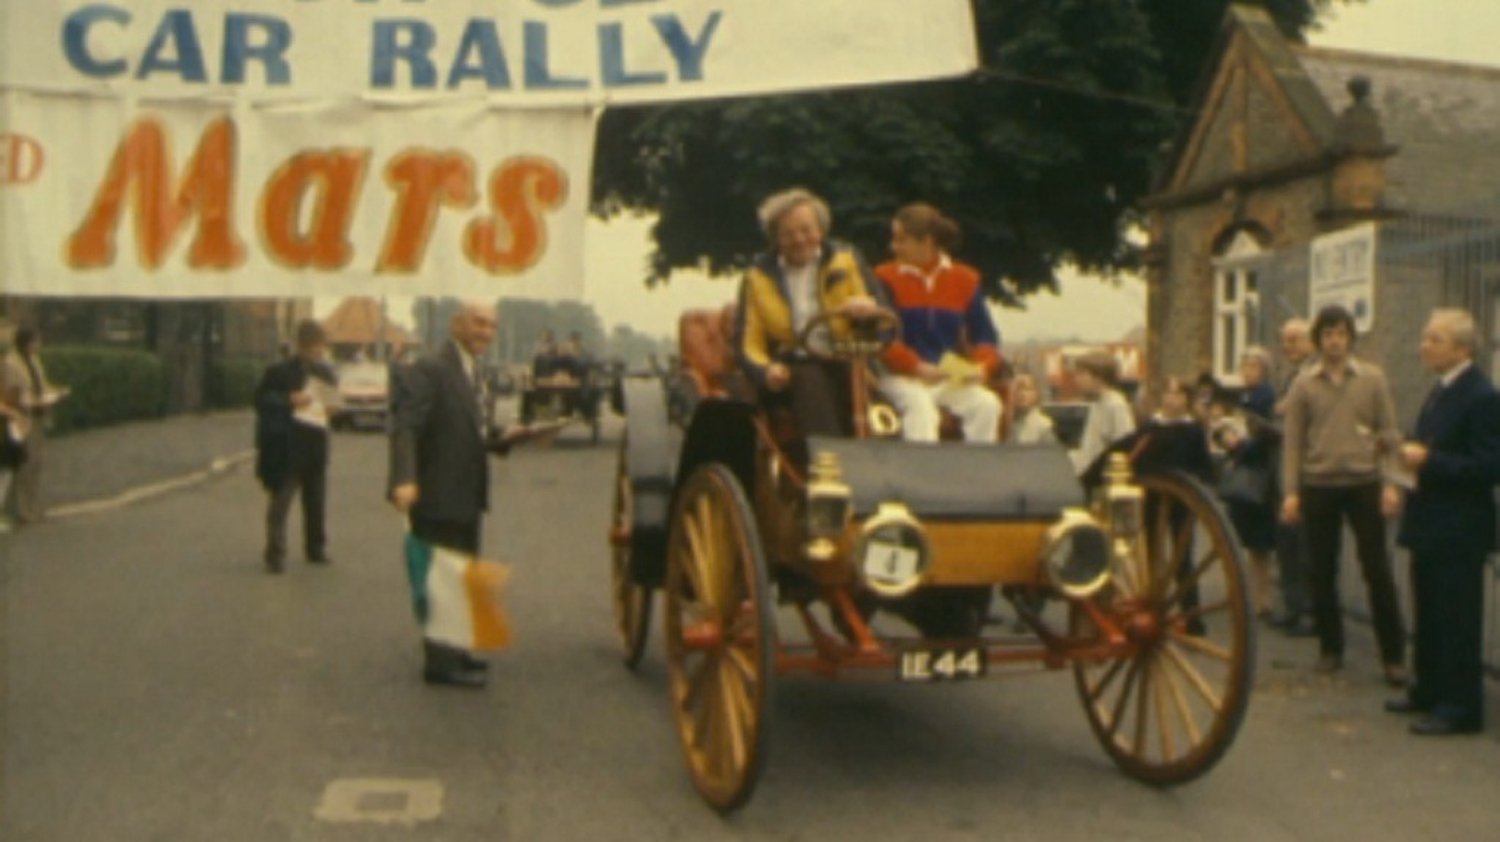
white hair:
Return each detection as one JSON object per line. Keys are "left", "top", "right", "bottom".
{"left": 1241, "top": 345, "right": 1273, "bottom": 371}
{"left": 756, "top": 188, "right": 831, "bottom": 240}
{"left": 1429, "top": 308, "right": 1477, "bottom": 352}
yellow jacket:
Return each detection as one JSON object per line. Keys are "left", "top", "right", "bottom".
{"left": 734, "top": 242, "right": 883, "bottom": 390}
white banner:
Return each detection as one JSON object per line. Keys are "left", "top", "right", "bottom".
{"left": 0, "top": 95, "right": 595, "bottom": 299}
{"left": 1309, "top": 222, "right": 1378, "bottom": 332}
{"left": 0, "top": 0, "right": 978, "bottom": 299}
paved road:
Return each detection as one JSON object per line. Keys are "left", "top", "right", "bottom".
{"left": 3, "top": 417, "right": 1499, "bottom": 841}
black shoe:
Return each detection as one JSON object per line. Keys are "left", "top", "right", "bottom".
{"left": 1409, "top": 715, "right": 1482, "bottom": 736}
{"left": 423, "top": 667, "right": 488, "bottom": 689}
{"left": 459, "top": 653, "right": 489, "bottom": 672}
{"left": 423, "top": 641, "right": 487, "bottom": 689}
{"left": 306, "top": 553, "right": 332, "bottom": 565}
{"left": 1384, "top": 697, "right": 1431, "bottom": 715}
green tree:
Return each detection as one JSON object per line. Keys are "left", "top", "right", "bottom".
{"left": 593, "top": 0, "right": 1352, "bottom": 299}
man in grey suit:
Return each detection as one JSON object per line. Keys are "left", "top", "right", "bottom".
{"left": 1388, "top": 309, "right": 1500, "bottom": 735}
{"left": 389, "top": 299, "right": 503, "bottom": 688}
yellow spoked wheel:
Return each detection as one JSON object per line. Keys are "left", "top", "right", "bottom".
{"left": 611, "top": 438, "right": 652, "bottom": 669}
{"left": 663, "top": 463, "right": 773, "bottom": 814}
{"left": 1073, "top": 471, "right": 1254, "bottom": 785}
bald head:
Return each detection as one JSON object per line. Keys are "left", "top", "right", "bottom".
{"left": 1280, "top": 318, "right": 1313, "bottom": 365}
{"left": 450, "top": 298, "right": 497, "bottom": 357}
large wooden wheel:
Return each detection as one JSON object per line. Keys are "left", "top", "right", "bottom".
{"left": 1072, "top": 471, "right": 1254, "bottom": 785}
{"left": 611, "top": 438, "right": 652, "bottom": 669}
{"left": 663, "top": 463, "right": 774, "bottom": 813}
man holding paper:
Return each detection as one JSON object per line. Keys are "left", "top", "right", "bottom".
{"left": 1388, "top": 309, "right": 1500, "bottom": 735}
{"left": 876, "top": 203, "right": 1003, "bottom": 443}
{"left": 254, "top": 320, "right": 338, "bottom": 573}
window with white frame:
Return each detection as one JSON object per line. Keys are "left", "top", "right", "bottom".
{"left": 1211, "top": 231, "right": 1263, "bottom": 385}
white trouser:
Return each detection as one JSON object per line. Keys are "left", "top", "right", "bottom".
{"left": 878, "top": 375, "right": 1002, "bottom": 443}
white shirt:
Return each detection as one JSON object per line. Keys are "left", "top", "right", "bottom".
{"left": 1440, "top": 359, "right": 1472, "bottom": 388}
{"left": 1071, "top": 388, "right": 1137, "bottom": 475}
{"left": 781, "top": 252, "right": 826, "bottom": 352}
{"left": 897, "top": 253, "right": 952, "bottom": 293}
{"left": 454, "top": 342, "right": 488, "bottom": 429}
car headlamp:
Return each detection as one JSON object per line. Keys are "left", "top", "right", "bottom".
{"left": 854, "top": 502, "right": 930, "bottom": 597}
{"left": 1041, "top": 508, "right": 1112, "bottom": 598}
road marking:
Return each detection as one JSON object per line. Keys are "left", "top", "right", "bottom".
{"left": 48, "top": 451, "right": 253, "bottom": 519}
{"left": 313, "top": 778, "right": 444, "bottom": 826}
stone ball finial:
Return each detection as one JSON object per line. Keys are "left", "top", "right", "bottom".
{"left": 1333, "top": 75, "right": 1386, "bottom": 150}
{"left": 1347, "top": 75, "right": 1372, "bottom": 103}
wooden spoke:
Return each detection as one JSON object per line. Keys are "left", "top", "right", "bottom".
{"left": 1152, "top": 658, "right": 1175, "bottom": 763}
{"left": 1131, "top": 655, "right": 1151, "bottom": 756}
{"left": 1163, "top": 656, "right": 1204, "bottom": 746}
{"left": 720, "top": 661, "right": 751, "bottom": 770}
{"left": 1167, "top": 629, "right": 1233, "bottom": 662}
{"left": 680, "top": 653, "right": 715, "bottom": 712}
{"left": 1102, "top": 657, "right": 1144, "bottom": 742}
{"left": 680, "top": 514, "right": 712, "bottom": 604}
{"left": 1161, "top": 642, "right": 1225, "bottom": 713}
{"left": 1085, "top": 658, "right": 1128, "bottom": 704}
{"left": 1152, "top": 512, "right": 1197, "bottom": 600}
{"left": 1161, "top": 550, "right": 1221, "bottom": 606}
{"left": 1165, "top": 599, "right": 1232, "bottom": 628}
{"left": 689, "top": 673, "right": 719, "bottom": 752}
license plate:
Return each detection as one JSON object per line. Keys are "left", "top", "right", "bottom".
{"left": 897, "top": 646, "right": 987, "bottom": 682}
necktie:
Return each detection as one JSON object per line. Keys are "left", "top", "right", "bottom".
{"left": 472, "top": 362, "right": 488, "bottom": 418}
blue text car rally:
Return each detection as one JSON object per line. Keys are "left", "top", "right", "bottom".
{"left": 59, "top": 1, "right": 724, "bottom": 91}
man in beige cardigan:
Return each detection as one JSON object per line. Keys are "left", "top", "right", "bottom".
{"left": 1280, "top": 305, "right": 1407, "bottom": 686}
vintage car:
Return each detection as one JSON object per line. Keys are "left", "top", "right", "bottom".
{"left": 608, "top": 307, "right": 1254, "bottom": 813}
{"left": 329, "top": 361, "right": 389, "bottom": 431}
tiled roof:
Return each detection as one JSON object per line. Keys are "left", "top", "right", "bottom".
{"left": 1294, "top": 46, "right": 1500, "bottom": 214}
{"left": 320, "top": 297, "right": 413, "bottom": 347}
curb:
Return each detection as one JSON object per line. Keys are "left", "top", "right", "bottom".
{"left": 47, "top": 450, "right": 255, "bottom": 520}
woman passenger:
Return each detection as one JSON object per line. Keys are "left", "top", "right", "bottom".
{"left": 734, "top": 188, "right": 884, "bottom": 439}
{"left": 1006, "top": 372, "right": 1056, "bottom": 445}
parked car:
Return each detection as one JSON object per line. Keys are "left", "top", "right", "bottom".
{"left": 330, "top": 362, "right": 389, "bottom": 431}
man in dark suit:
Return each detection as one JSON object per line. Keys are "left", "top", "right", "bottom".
{"left": 255, "top": 320, "right": 337, "bottom": 573}
{"left": 389, "top": 299, "right": 503, "bottom": 688}
{"left": 1389, "top": 308, "right": 1500, "bottom": 735}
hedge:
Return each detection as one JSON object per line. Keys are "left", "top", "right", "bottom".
{"left": 208, "top": 358, "right": 263, "bottom": 409}
{"left": 40, "top": 346, "right": 168, "bottom": 434}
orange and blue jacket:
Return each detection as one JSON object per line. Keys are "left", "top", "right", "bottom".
{"left": 734, "top": 242, "right": 885, "bottom": 391}
{"left": 876, "top": 258, "right": 1001, "bottom": 376}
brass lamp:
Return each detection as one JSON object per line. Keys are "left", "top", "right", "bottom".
{"left": 805, "top": 451, "right": 853, "bottom": 562}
